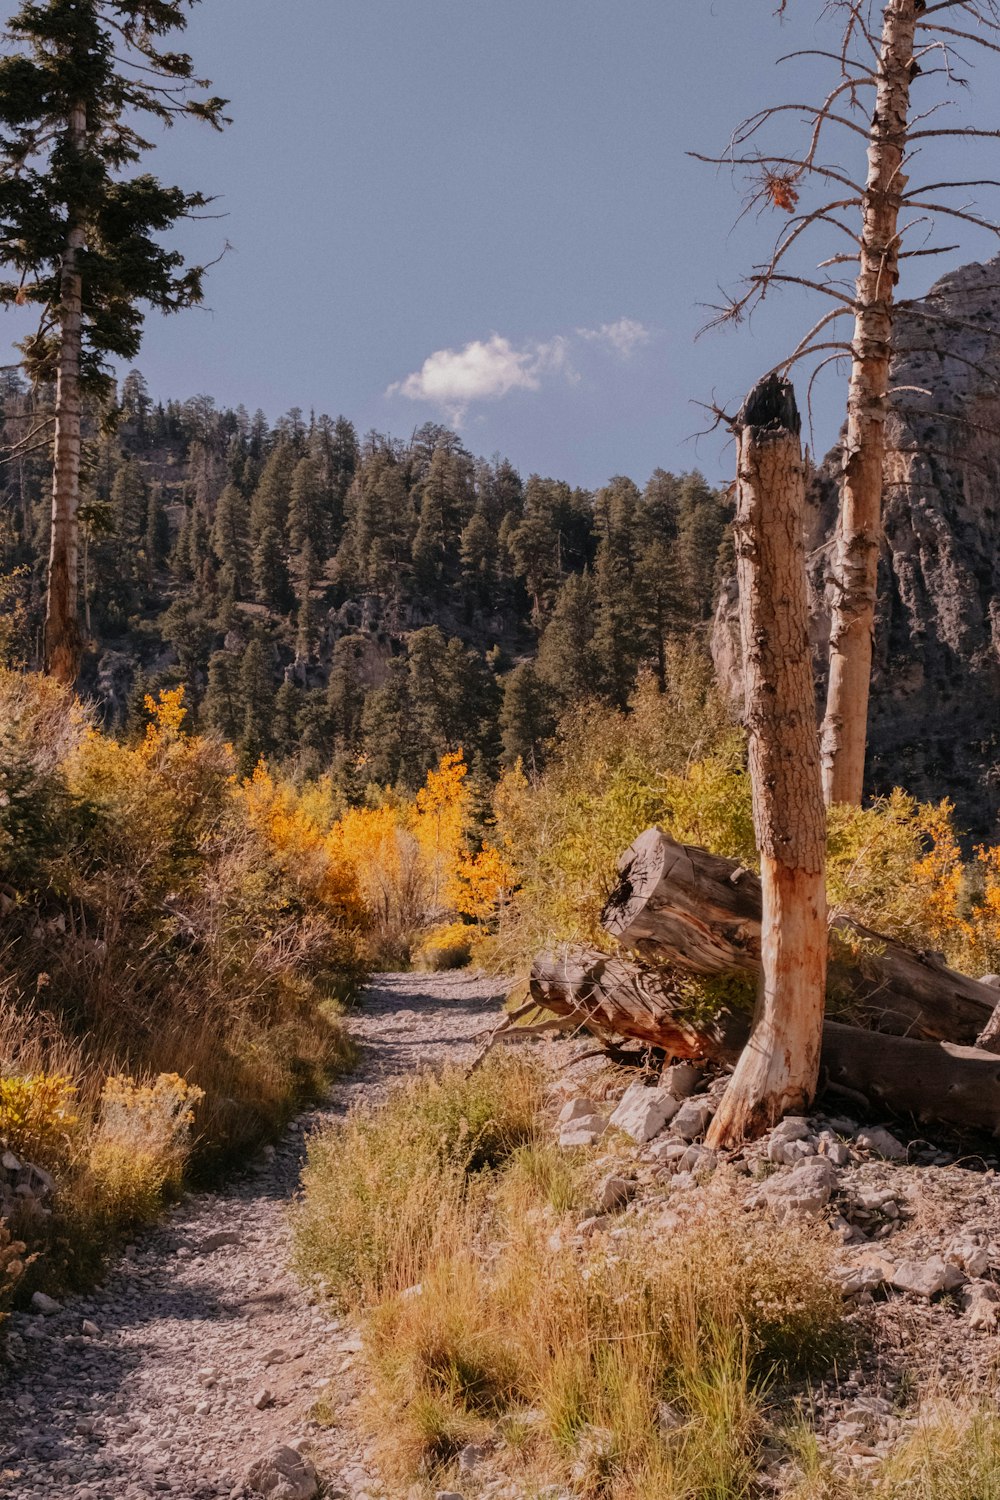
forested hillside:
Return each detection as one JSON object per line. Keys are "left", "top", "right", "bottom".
{"left": 0, "top": 370, "right": 729, "bottom": 785}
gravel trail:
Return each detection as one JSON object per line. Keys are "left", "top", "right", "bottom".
{"left": 0, "top": 970, "right": 507, "bottom": 1500}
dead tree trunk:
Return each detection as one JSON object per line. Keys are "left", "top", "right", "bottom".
{"left": 821, "top": 0, "right": 921, "bottom": 807}
{"left": 530, "top": 948, "right": 1000, "bottom": 1136}
{"left": 705, "top": 376, "right": 827, "bottom": 1147}
{"left": 602, "top": 827, "right": 996, "bottom": 1045}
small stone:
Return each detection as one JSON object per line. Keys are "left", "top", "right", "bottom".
{"left": 647, "top": 1138, "right": 689, "bottom": 1167}
{"left": 770, "top": 1116, "right": 811, "bottom": 1144}
{"left": 948, "top": 1242, "right": 991, "bottom": 1278}
{"left": 81, "top": 1319, "right": 101, "bottom": 1337}
{"left": 661, "top": 1064, "right": 703, "bottom": 1100}
{"left": 558, "top": 1097, "right": 601, "bottom": 1125}
{"left": 262, "top": 1347, "right": 291, "bottom": 1367}
{"left": 576, "top": 1214, "right": 612, "bottom": 1237}
{"left": 891, "top": 1256, "right": 966, "bottom": 1298}
{"left": 30, "top": 1291, "right": 61, "bottom": 1315}
{"left": 609, "top": 1082, "right": 678, "bottom": 1143}
{"left": 1, "top": 1149, "right": 21, "bottom": 1171}
{"left": 434, "top": 1493, "right": 465, "bottom": 1500}
{"left": 457, "top": 1443, "right": 484, "bottom": 1472}
{"left": 558, "top": 1115, "right": 607, "bottom": 1148}
{"left": 961, "top": 1282, "right": 1000, "bottom": 1330}
{"left": 657, "top": 1400, "right": 685, "bottom": 1433}
{"left": 677, "top": 1143, "right": 717, "bottom": 1175}
{"left": 245, "top": 1445, "right": 319, "bottom": 1500}
{"left": 818, "top": 1135, "right": 852, "bottom": 1167}
{"left": 594, "top": 1174, "right": 635, "bottom": 1213}
{"left": 671, "top": 1095, "right": 715, "bottom": 1141}
{"left": 253, "top": 1388, "right": 275, "bottom": 1410}
{"left": 855, "top": 1126, "right": 907, "bottom": 1161}
{"left": 201, "top": 1229, "right": 241, "bottom": 1252}
{"left": 755, "top": 1156, "right": 839, "bottom": 1220}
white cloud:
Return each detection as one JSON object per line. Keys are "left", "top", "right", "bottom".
{"left": 577, "top": 317, "right": 652, "bottom": 357}
{"left": 387, "top": 334, "right": 570, "bottom": 423}
{"left": 387, "top": 317, "right": 651, "bottom": 422}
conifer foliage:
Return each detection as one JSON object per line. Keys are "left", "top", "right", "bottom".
{"left": 0, "top": 0, "right": 227, "bottom": 685}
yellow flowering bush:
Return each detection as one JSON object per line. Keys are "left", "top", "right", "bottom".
{"left": 413, "top": 921, "right": 475, "bottom": 972}
{"left": 88, "top": 1073, "right": 205, "bottom": 1229}
{"left": 0, "top": 1072, "right": 79, "bottom": 1170}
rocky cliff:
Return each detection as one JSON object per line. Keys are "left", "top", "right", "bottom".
{"left": 713, "top": 255, "right": 1000, "bottom": 838}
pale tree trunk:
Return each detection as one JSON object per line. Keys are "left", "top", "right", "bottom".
{"left": 706, "top": 375, "right": 827, "bottom": 1149}
{"left": 44, "top": 101, "right": 87, "bottom": 687}
{"left": 821, "top": 0, "right": 920, "bottom": 807}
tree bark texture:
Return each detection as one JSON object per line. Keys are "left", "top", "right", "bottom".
{"left": 821, "top": 0, "right": 921, "bottom": 807}
{"left": 530, "top": 947, "right": 1000, "bottom": 1136}
{"left": 44, "top": 100, "right": 86, "bottom": 687}
{"left": 602, "top": 827, "right": 997, "bottom": 1046}
{"left": 697, "top": 377, "right": 828, "bottom": 1145}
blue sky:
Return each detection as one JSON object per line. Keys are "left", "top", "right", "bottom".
{"left": 4, "top": 0, "right": 999, "bottom": 488}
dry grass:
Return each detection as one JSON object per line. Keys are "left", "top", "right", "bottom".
{"left": 294, "top": 1055, "right": 846, "bottom": 1499}
{"left": 292, "top": 1054, "right": 545, "bottom": 1309}
{"left": 784, "top": 1401, "right": 1000, "bottom": 1499}
{"left": 362, "top": 1186, "right": 844, "bottom": 1497}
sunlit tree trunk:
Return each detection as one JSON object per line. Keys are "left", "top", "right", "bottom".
{"left": 706, "top": 376, "right": 827, "bottom": 1148}
{"left": 821, "top": 0, "right": 921, "bottom": 806}
{"left": 44, "top": 100, "right": 86, "bottom": 687}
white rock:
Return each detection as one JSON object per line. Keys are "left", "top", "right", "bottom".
{"left": 558, "top": 1097, "right": 601, "bottom": 1125}
{"left": 661, "top": 1064, "right": 703, "bottom": 1100}
{"left": 961, "top": 1281, "right": 1000, "bottom": 1330}
{"left": 609, "top": 1082, "right": 678, "bottom": 1143}
{"left": 201, "top": 1229, "right": 241, "bottom": 1252}
{"left": 81, "top": 1319, "right": 101, "bottom": 1337}
{"left": 890, "top": 1257, "right": 965, "bottom": 1298}
{"left": 676, "top": 1144, "right": 717, "bottom": 1175}
{"left": 1, "top": 1150, "right": 21, "bottom": 1172}
{"left": 594, "top": 1174, "right": 635, "bottom": 1213}
{"left": 818, "top": 1134, "right": 852, "bottom": 1167}
{"left": 756, "top": 1157, "right": 839, "bottom": 1220}
{"left": 253, "top": 1388, "right": 275, "bottom": 1410}
{"left": 246, "top": 1444, "right": 319, "bottom": 1500}
{"left": 671, "top": 1095, "right": 715, "bottom": 1141}
{"left": 30, "top": 1291, "right": 61, "bottom": 1315}
{"left": 980, "top": 974, "right": 1000, "bottom": 989}
{"left": 948, "top": 1241, "right": 991, "bottom": 1278}
{"left": 558, "top": 1115, "right": 608, "bottom": 1148}
{"left": 770, "top": 1117, "right": 811, "bottom": 1144}
{"left": 855, "top": 1126, "right": 907, "bottom": 1161}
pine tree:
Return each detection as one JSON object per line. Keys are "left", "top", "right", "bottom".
{"left": 210, "top": 483, "right": 251, "bottom": 598}
{"left": 537, "top": 572, "right": 600, "bottom": 703}
{"left": 202, "top": 648, "right": 241, "bottom": 741}
{"left": 143, "top": 482, "right": 169, "bottom": 587}
{"left": 0, "top": 0, "right": 228, "bottom": 683}
{"left": 273, "top": 675, "right": 303, "bottom": 759}
{"left": 249, "top": 441, "right": 296, "bottom": 545}
{"left": 239, "top": 632, "right": 275, "bottom": 766}
{"left": 288, "top": 454, "right": 329, "bottom": 561}
{"left": 252, "top": 524, "right": 292, "bottom": 611}
{"left": 500, "top": 661, "right": 553, "bottom": 771}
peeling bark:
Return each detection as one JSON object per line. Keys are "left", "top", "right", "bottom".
{"left": 702, "top": 376, "right": 827, "bottom": 1146}
{"left": 821, "top": 0, "right": 923, "bottom": 806}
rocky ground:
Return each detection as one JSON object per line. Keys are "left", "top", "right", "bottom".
{"left": 0, "top": 972, "right": 508, "bottom": 1500}
{"left": 5, "top": 974, "right": 1000, "bottom": 1500}
{"left": 547, "top": 1062, "right": 1000, "bottom": 1484}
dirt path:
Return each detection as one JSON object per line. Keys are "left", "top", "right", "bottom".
{"left": 0, "top": 971, "right": 508, "bottom": 1500}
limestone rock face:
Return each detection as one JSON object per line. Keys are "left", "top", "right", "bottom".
{"left": 712, "top": 254, "right": 1000, "bottom": 837}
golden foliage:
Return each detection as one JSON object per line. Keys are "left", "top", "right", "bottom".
{"left": 0, "top": 1072, "right": 79, "bottom": 1170}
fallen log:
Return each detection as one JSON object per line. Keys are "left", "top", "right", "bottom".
{"left": 601, "top": 827, "right": 996, "bottom": 1046}
{"left": 530, "top": 947, "right": 1000, "bottom": 1135}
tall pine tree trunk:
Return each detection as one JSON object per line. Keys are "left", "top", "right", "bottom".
{"left": 706, "top": 376, "right": 827, "bottom": 1149}
{"left": 44, "top": 100, "right": 86, "bottom": 687}
{"left": 820, "top": 0, "right": 920, "bottom": 806}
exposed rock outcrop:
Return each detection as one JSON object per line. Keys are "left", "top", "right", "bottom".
{"left": 713, "top": 255, "right": 1000, "bottom": 837}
